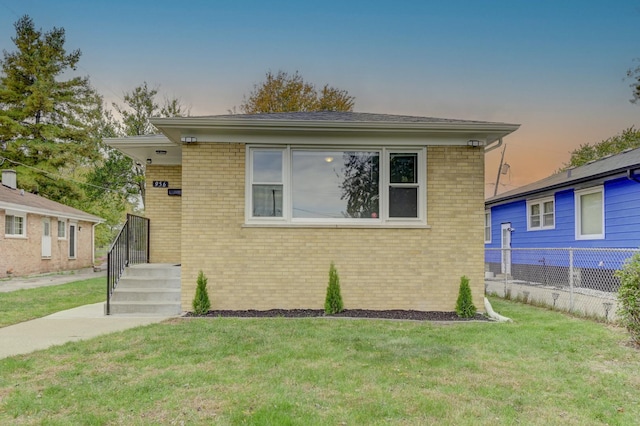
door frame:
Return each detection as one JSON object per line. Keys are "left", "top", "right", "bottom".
{"left": 41, "top": 217, "right": 51, "bottom": 258}
{"left": 500, "top": 222, "right": 512, "bottom": 275}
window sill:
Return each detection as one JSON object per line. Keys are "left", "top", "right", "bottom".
{"left": 243, "top": 222, "right": 431, "bottom": 229}
{"left": 4, "top": 235, "right": 27, "bottom": 239}
{"left": 527, "top": 227, "right": 555, "bottom": 232}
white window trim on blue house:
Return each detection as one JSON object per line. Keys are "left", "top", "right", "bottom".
{"left": 575, "top": 186, "right": 604, "bottom": 240}
{"left": 526, "top": 196, "right": 555, "bottom": 231}
{"left": 484, "top": 210, "right": 491, "bottom": 243}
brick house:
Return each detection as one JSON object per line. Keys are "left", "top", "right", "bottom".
{"left": 0, "top": 169, "right": 103, "bottom": 278}
{"left": 107, "top": 112, "right": 519, "bottom": 312}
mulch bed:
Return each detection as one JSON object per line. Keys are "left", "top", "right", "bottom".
{"left": 185, "top": 309, "right": 490, "bottom": 321}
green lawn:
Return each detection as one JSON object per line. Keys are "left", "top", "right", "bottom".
{"left": 0, "top": 277, "right": 105, "bottom": 327}
{"left": 1, "top": 298, "right": 639, "bottom": 425}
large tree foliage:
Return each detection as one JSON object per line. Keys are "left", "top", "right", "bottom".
{"left": 86, "top": 82, "right": 189, "bottom": 209}
{"left": 563, "top": 127, "right": 640, "bottom": 169}
{"left": 0, "top": 15, "right": 102, "bottom": 205}
{"left": 240, "top": 70, "right": 355, "bottom": 113}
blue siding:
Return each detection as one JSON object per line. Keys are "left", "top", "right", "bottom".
{"left": 485, "top": 176, "right": 640, "bottom": 250}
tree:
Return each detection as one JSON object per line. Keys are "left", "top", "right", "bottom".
{"left": 563, "top": 127, "right": 640, "bottom": 169}
{"left": 324, "top": 262, "right": 344, "bottom": 314}
{"left": 455, "top": 276, "right": 477, "bottom": 318}
{"left": 628, "top": 59, "right": 640, "bottom": 105}
{"left": 239, "top": 70, "right": 355, "bottom": 113}
{"left": 93, "top": 82, "right": 189, "bottom": 208}
{"left": 340, "top": 152, "right": 379, "bottom": 218}
{"left": 192, "top": 270, "right": 212, "bottom": 315}
{"left": 0, "top": 15, "right": 103, "bottom": 204}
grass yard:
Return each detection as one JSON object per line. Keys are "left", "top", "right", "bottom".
{"left": 1, "top": 298, "right": 639, "bottom": 425}
{"left": 0, "top": 277, "right": 105, "bottom": 327}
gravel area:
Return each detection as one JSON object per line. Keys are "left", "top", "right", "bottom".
{"left": 185, "top": 309, "right": 489, "bottom": 321}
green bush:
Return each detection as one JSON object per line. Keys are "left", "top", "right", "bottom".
{"left": 324, "top": 262, "right": 344, "bottom": 314}
{"left": 192, "top": 270, "right": 211, "bottom": 315}
{"left": 615, "top": 253, "right": 640, "bottom": 345}
{"left": 456, "top": 275, "right": 477, "bottom": 318}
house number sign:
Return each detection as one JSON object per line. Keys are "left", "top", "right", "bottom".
{"left": 153, "top": 181, "right": 169, "bottom": 188}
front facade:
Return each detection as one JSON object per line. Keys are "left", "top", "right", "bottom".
{"left": 109, "top": 112, "right": 519, "bottom": 312}
{"left": 0, "top": 170, "right": 103, "bottom": 278}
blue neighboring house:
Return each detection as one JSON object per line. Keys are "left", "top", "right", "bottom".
{"left": 484, "top": 147, "right": 640, "bottom": 286}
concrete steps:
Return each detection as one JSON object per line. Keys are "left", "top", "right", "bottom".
{"left": 107, "top": 263, "right": 182, "bottom": 316}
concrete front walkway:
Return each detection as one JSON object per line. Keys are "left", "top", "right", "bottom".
{"left": 0, "top": 302, "right": 174, "bottom": 359}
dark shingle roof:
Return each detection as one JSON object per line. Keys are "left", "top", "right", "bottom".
{"left": 0, "top": 184, "right": 102, "bottom": 222}
{"left": 197, "top": 111, "right": 509, "bottom": 125}
{"left": 486, "top": 147, "right": 640, "bottom": 205}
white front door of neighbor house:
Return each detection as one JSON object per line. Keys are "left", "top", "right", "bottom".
{"left": 501, "top": 223, "right": 512, "bottom": 275}
{"left": 42, "top": 218, "right": 52, "bottom": 257}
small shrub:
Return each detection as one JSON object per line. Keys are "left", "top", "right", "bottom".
{"left": 615, "top": 253, "right": 640, "bottom": 344}
{"left": 192, "top": 270, "right": 211, "bottom": 315}
{"left": 456, "top": 275, "right": 477, "bottom": 318}
{"left": 324, "top": 262, "right": 344, "bottom": 314}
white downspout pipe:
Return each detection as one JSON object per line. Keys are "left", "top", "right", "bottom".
{"left": 484, "top": 297, "right": 512, "bottom": 322}
{"left": 484, "top": 137, "right": 504, "bottom": 153}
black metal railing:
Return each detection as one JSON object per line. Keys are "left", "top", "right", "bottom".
{"left": 106, "top": 214, "right": 150, "bottom": 314}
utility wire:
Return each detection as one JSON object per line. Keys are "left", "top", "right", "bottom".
{"left": 0, "top": 155, "right": 125, "bottom": 193}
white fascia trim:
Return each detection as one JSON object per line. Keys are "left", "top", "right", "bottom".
{"left": 0, "top": 202, "right": 104, "bottom": 224}
{"left": 151, "top": 117, "right": 520, "bottom": 146}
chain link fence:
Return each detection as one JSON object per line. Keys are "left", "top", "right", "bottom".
{"left": 485, "top": 248, "right": 640, "bottom": 321}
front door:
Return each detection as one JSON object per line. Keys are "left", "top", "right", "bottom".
{"left": 501, "top": 223, "right": 512, "bottom": 275}
{"left": 42, "top": 218, "right": 51, "bottom": 257}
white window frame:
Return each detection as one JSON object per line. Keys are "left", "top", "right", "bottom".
{"left": 4, "top": 210, "right": 27, "bottom": 238}
{"left": 57, "top": 218, "right": 67, "bottom": 239}
{"left": 575, "top": 186, "right": 604, "bottom": 240}
{"left": 484, "top": 210, "right": 491, "bottom": 243}
{"left": 245, "top": 145, "right": 427, "bottom": 226}
{"left": 526, "top": 196, "right": 555, "bottom": 231}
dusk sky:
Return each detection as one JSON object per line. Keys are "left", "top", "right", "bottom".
{"left": 1, "top": 0, "right": 639, "bottom": 196}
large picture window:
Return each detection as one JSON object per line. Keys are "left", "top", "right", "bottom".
{"left": 575, "top": 186, "right": 604, "bottom": 240}
{"left": 527, "top": 197, "right": 555, "bottom": 230}
{"left": 247, "top": 146, "right": 426, "bottom": 225}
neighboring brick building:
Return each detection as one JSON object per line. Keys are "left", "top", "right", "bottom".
{"left": 107, "top": 112, "right": 519, "bottom": 312}
{"left": 0, "top": 170, "right": 103, "bottom": 278}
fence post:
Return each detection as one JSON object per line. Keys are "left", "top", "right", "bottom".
{"left": 569, "top": 248, "right": 574, "bottom": 311}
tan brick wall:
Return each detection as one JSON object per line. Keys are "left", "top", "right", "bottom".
{"left": 145, "top": 165, "right": 182, "bottom": 264}
{"left": 0, "top": 211, "right": 95, "bottom": 278}
{"left": 176, "top": 143, "right": 486, "bottom": 312}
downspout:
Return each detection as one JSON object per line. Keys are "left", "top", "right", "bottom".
{"left": 484, "top": 137, "right": 504, "bottom": 153}
{"left": 627, "top": 168, "right": 640, "bottom": 184}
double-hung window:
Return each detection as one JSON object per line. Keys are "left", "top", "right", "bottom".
{"left": 57, "top": 219, "right": 67, "bottom": 239}
{"left": 527, "top": 197, "right": 554, "bottom": 230}
{"left": 484, "top": 210, "right": 491, "bottom": 243}
{"left": 4, "top": 211, "right": 26, "bottom": 237}
{"left": 575, "top": 186, "right": 604, "bottom": 240}
{"left": 247, "top": 146, "right": 426, "bottom": 225}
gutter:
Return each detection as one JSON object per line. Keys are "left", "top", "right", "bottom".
{"left": 484, "top": 137, "right": 503, "bottom": 153}
{"left": 627, "top": 168, "right": 640, "bottom": 184}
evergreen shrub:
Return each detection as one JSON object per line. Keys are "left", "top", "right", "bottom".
{"left": 456, "top": 275, "right": 477, "bottom": 318}
{"left": 192, "top": 270, "right": 211, "bottom": 315}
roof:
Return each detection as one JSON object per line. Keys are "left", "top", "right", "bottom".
{"left": 486, "top": 147, "right": 640, "bottom": 206}
{"left": 0, "top": 184, "right": 103, "bottom": 223}
{"left": 106, "top": 111, "right": 519, "bottom": 166}
{"left": 193, "top": 111, "right": 500, "bottom": 124}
